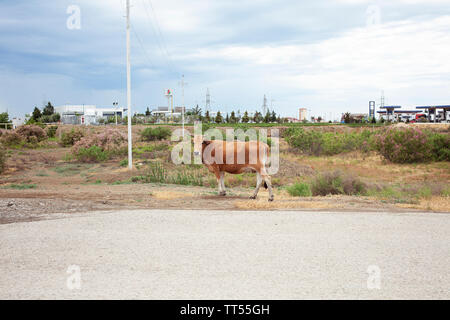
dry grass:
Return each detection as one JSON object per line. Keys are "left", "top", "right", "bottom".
{"left": 151, "top": 190, "right": 195, "bottom": 200}
{"left": 396, "top": 196, "right": 450, "bottom": 212}
{"left": 234, "top": 198, "right": 339, "bottom": 210}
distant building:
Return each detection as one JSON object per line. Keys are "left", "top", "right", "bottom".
{"left": 299, "top": 108, "right": 307, "bottom": 121}
{"left": 340, "top": 113, "right": 369, "bottom": 123}
{"left": 285, "top": 117, "right": 300, "bottom": 123}
{"left": 12, "top": 117, "right": 24, "bottom": 129}
{"left": 55, "top": 105, "right": 125, "bottom": 125}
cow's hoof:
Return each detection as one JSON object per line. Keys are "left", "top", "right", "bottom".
{"left": 268, "top": 197, "right": 274, "bottom": 202}
{"left": 249, "top": 195, "right": 256, "bottom": 200}
{"left": 219, "top": 191, "right": 226, "bottom": 196}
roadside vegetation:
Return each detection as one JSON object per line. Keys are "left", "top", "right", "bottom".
{"left": 285, "top": 126, "right": 449, "bottom": 163}
{"left": 1, "top": 122, "right": 448, "bottom": 212}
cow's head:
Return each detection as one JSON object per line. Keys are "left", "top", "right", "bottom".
{"left": 193, "top": 135, "right": 212, "bottom": 158}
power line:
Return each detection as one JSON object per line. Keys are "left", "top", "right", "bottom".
{"left": 140, "top": 0, "right": 173, "bottom": 72}
{"left": 130, "top": 21, "right": 156, "bottom": 69}
{"left": 144, "top": 0, "right": 177, "bottom": 74}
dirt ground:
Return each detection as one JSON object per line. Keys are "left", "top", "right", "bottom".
{"left": 1, "top": 124, "right": 449, "bottom": 224}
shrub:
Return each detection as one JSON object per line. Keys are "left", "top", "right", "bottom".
{"left": 0, "top": 146, "right": 6, "bottom": 174}
{"left": 60, "top": 128, "right": 85, "bottom": 146}
{"left": 374, "top": 127, "right": 433, "bottom": 163}
{"left": 119, "top": 159, "right": 128, "bottom": 167}
{"left": 46, "top": 126, "right": 58, "bottom": 138}
{"left": 72, "top": 128, "right": 127, "bottom": 162}
{"left": 429, "top": 132, "right": 450, "bottom": 162}
{"left": 311, "top": 171, "right": 366, "bottom": 196}
{"left": 74, "top": 146, "right": 109, "bottom": 162}
{"left": 286, "top": 182, "right": 312, "bottom": 197}
{"left": 0, "top": 131, "right": 22, "bottom": 146}
{"left": 141, "top": 127, "right": 172, "bottom": 141}
{"left": 16, "top": 125, "right": 47, "bottom": 143}
{"left": 284, "top": 128, "right": 375, "bottom": 156}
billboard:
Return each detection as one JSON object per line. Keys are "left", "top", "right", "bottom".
{"left": 165, "top": 89, "right": 173, "bottom": 96}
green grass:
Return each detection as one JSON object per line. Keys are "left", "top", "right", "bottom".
{"left": 3, "top": 183, "right": 37, "bottom": 190}
{"left": 119, "top": 159, "right": 128, "bottom": 167}
{"left": 286, "top": 182, "right": 312, "bottom": 197}
{"left": 36, "top": 171, "right": 49, "bottom": 177}
{"left": 366, "top": 185, "right": 412, "bottom": 203}
{"left": 53, "top": 164, "right": 92, "bottom": 176}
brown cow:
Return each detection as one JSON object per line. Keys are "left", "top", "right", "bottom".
{"left": 196, "top": 139, "right": 274, "bottom": 201}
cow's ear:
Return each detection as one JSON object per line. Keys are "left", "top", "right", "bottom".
{"left": 202, "top": 140, "right": 212, "bottom": 146}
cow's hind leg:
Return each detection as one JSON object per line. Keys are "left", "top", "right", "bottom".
{"left": 250, "top": 172, "right": 263, "bottom": 199}
{"left": 261, "top": 167, "right": 274, "bottom": 201}
{"left": 219, "top": 171, "right": 226, "bottom": 196}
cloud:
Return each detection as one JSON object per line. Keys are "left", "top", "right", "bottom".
{"left": 1, "top": 0, "right": 450, "bottom": 118}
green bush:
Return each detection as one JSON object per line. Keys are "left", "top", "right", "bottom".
{"left": 74, "top": 146, "right": 109, "bottom": 162}
{"left": 311, "top": 171, "right": 367, "bottom": 196}
{"left": 46, "top": 126, "right": 58, "bottom": 138}
{"left": 119, "top": 159, "right": 128, "bottom": 167}
{"left": 286, "top": 182, "right": 312, "bottom": 197}
{"left": 284, "top": 128, "right": 375, "bottom": 156}
{"left": 141, "top": 127, "right": 172, "bottom": 141}
{"left": 429, "top": 132, "right": 450, "bottom": 162}
{"left": 61, "top": 129, "right": 84, "bottom": 147}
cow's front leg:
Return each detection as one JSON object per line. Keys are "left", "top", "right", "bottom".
{"left": 250, "top": 172, "right": 263, "bottom": 199}
{"left": 219, "top": 171, "right": 226, "bottom": 196}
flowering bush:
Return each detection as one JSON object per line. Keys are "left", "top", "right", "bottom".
{"left": 72, "top": 128, "right": 127, "bottom": 162}
{"left": 374, "top": 127, "right": 434, "bottom": 163}
{"left": 0, "top": 130, "right": 22, "bottom": 146}
{"left": 0, "top": 146, "right": 6, "bottom": 174}
{"left": 16, "top": 125, "right": 47, "bottom": 143}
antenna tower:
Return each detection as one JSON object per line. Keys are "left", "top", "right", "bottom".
{"left": 262, "top": 95, "right": 268, "bottom": 115}
{"left": 205, "top": 88, "right": 211, "bottom": 113}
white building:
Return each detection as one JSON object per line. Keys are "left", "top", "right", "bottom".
{"left": 12, "top": 117, "right": 25, "bottom": 129}
{"left": 55, "top": 105, "right": 125, "bottom": 125}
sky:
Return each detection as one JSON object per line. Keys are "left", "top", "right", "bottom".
{"left": 1, "top": 0, "right": 450, "bottom": 120}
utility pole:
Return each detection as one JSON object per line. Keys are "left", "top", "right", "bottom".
{"left": 180, "top": 75, "right": 187, "bottom": 137}
{"left": 126, "top": 0, "right": 132, "bottom": 169}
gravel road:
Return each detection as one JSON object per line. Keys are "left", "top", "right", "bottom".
{"left": 0, "top": 209, "right": 449, "bottom": 299}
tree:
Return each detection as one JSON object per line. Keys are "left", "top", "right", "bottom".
{"left": 270, "top": 111, "right": 277, "bottom": 122}
{"left": 145, "top": 107, "right": 151, "bottom": 116}
{"left": 371, "top": 116, "right": 376, "bottom": 124}
{"left": 343, "top": 112, "right": 352, "bottom": 124}
{"left": 215, "top": 111, "right": 223, "bottom": 123}
{"left": 253, "top": 111, "right": 262, "bottom": 123}
{"left": 241, "top": 111, "right": 249, "bottom": 123}
{"left": 317, "top": 116, "right": 322, "bottom": 123}
{"left": 263, "top": 111, "right": 271, "bottom": 123}
{"left": 204, "top": 110, "right": 211, "bottom": 123}
{"left": 32, "top": 107, "right": 42, "bottom": 121}
{"left": 42, "top": 102, "right": 54, "bottom": 116}
{"left": 0, "top": 112, "right": 10, "bottom": 123}
{"left": 192, "top": 104, "right": 202, "bottom": 116}
{"left": 230, "top": 111, "right": 237, "bottom": 123}
{"left": 225, "top": 113, "right": 230, "bottom": 123}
